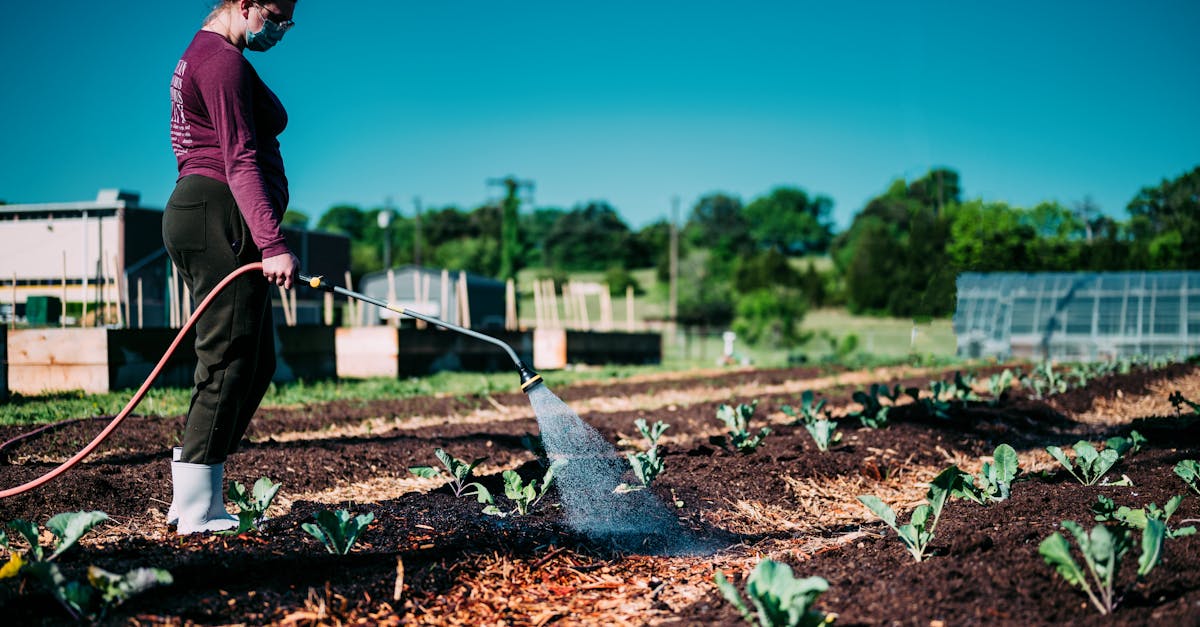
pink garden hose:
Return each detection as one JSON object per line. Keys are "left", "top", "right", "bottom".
{"left": 0, "top": 262, "right": 266, "bottom": 499}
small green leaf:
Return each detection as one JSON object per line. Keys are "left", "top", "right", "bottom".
{"left": 408, "top": 466, "right": 441, "bottom": 479}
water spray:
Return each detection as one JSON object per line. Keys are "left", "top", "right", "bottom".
{"left": 303, "top": 274, "right": 698, "bottom": 553}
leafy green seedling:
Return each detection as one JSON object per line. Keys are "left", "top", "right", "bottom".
{"left": 616, "top": 446, "right": 664, "bottom": 493}
{"left": 1039, "top": 519, "right": 1165, "bottom": 615}
{"left": 986, "top": 369, "right": 1016, "bottom": 406}
{"left": 782, "top": 392, "right": 841, "bottom": 452}
{"left": 25, "top": 561, "right": 171, "bottom": 623}
{"left": 408, "top": 448, "right": 492, "bottom": 502}
{"left": 302, "top": 509, "right": 375, "bottom": 555}
{"left": 5, "top": 511, "right": 109, "bottom": 563}
{"left": 634, "top": 418, "right": 669, "bottom": 446}
{"left": 714, "top": 559, "right": 833, "bottom": 627}
{"left": 1023, "top": 361, "right": 1070, "bottom": 399}
{"left": 1095, "top": 495, "right": 1197, "bottom": 539}
{"left": 954, "top": 444, "right": 1020, "bottom": 504}
{"left": 712, "top": 401, "right": 771, "bottom": 452}
{"left": 1104, "top": 431, "right": 1146, "bottom": 457}
{"left": 858, "top": 466, "right": 963, "bottom": 562}
{"left": 483, "top": 460, "right": 564, "bottom": 517}
{"left": 1046, "top": 441, "right": 1121, "bottom": 486}
{"left": 849, "top": 389, "right": 889, "bottom": 429}
{"left": 222, "top": 477, "right": 281, "bottom": 535}
{"left": 781, "top": 391, "right": 825, "bottom": 426}
{"left": 1173, "top": 460, "right": 1200, "bottom": 496}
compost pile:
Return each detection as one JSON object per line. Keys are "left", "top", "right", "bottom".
{"left": 1, "top": 362, "right": 1199, "bottom": 625}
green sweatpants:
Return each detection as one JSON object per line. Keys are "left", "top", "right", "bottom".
{"left": 163, "top": 174, "right": 276, "bottom": 465}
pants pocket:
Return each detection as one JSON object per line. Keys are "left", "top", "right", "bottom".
{"left": 164, "top": 200, "right": 207, "bottom": 253}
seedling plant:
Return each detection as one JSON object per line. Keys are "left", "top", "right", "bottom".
{"left": 223, "top": 477, "right": 282, "bottom": 535}
{"left": 1175, "top": 459, "right": 1200, "bottom": 496}
{"left": 2, "top": 511, "right": 109, "bottom": 564}
{"left": 634, "top": 418, "right": 669, "bottom": 446}
{"left": 849, "top": 387, "right": 890, "bottom": 429}
{"left": 616, "top": 446, "right": 664, "bottom": 493}
{"left": 781, "top": 391, "right": 841, "bottom": 451}
{"left": 714, "top": 559, "right": 833, "bottom": 627}
{"left": 1039, "top": 519, "right": 1165, "bottom": 615}
{"left": 953, "top": 443, "right": 1020, "bottom": 504}
{"left": 1092, "top": 495, "right": 1197, "bottom": 539}
{"left": 712, "top": 401, "right": 771, "bottom": 452}
{"left": 408, "top": 448, "right": 492, "bottom": 502}
{"left": 482, "top": 460, "right": 565, "bottom": 517}
{"left": 858, "top": 466, "right": 962, "bottom": 562}
{"left": 1046, "top": 441, "right": 1126, "bottom": 486}
{"left": 985, "top": 369, "right": 1017, "bottom": 406}
{"left": 24, "top": 562, "right": 173, "bottom": 623}
{"left": 302, "top": 510, "right": 376, "bottom": 554}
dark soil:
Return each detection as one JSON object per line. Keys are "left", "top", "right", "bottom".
{"left": 1, "top": 363, "right": 1199, "bottom": 625}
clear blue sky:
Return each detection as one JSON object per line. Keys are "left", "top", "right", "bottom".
{"left": 1, "top": 1, "right": 1197, "bottom": 230}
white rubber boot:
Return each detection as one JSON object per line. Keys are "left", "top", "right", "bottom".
{"left": 166, "top": 447, "right": 182, "bottom": 527}
{"left": 172, "top": 460, "right": 239, "bottom": 535}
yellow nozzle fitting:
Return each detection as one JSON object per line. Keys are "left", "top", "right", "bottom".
{"left": 309, "top": 275, "right": 323, "bottom": 289}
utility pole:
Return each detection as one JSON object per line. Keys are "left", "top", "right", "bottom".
{"left": 669, "top": 195, "right": 679, "bottom": 331}
{"left": 379, "top": 196, "right": 395, "bottom": 270}
{"left": 413, "top": 195, "right": 423, "bottom": 266}
{"left": 486, "top": 175, "right": 534, "bottom": 281}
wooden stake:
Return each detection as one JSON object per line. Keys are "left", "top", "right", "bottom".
{"left": 277, "top": 285, "right": 293, "bottom": 327}
{"left": 411, "top": 270, "right": 425, "bottom": 329}
{"left": 549, "top": 280, "right": 560, "bottom": 329}
{"left": 562, "top": 281, "right": 573, "bottom": 329}
{"left": 577, "top": 286, "right": 590, "bottom": 330}
{"left": 324, "top": 291, "right": 334, "bottom": 326}
{"left": 170, "top": 262, "right": 180, "bottom": 328}
{"left": 458, "top": 271, "right": 471, "bottom": 329}
{"left": 600, "top": 284, "right": 613, "bottom": 331}
{"left": 61, "top": 251, "right": 67, "bottom": 328}
{"left": 9, "top": 273, "right": 15, "bottom": 329}
{"left": 388, "top": 268, "right": 398, "bottom": 328}
{"left": 440, "top": 268, "right": 450, "bottom": 322}
{"left": 343, "top": 271, "right": 358, "bottom": 327}
{"left": 289, "top": 285, "right": 297, "bottom": 327}
{"left": 626, "top": 284, "right": 635, "bottom": 332}
{"left": 137, "top": 278, "right": 144, "bottom": 329}
{"left": 110, "top": 254, "right": 124, "bottom": 328}
{"left": 505, "top": 278, "right": 517, "bottom": 331}
{"left": 182, "top": 282, "right": 192, "bottom": 324}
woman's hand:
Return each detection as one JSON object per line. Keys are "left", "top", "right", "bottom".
{"left": 262, "top": 252, "right": 299, "bottom": 289}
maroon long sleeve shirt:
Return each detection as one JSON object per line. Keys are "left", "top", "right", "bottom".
{"left": 170, "top": 30, "right": 290, "bottom": 258}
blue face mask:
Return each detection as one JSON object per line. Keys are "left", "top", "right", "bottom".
{"left": 246, "top": 10, "right": 289, "bottom": 52}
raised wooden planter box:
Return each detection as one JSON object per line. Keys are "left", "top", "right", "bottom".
{"left": 338, "top": 327, "right": 661, "bottom": 379}
{"left": 336, "top": 327, "right": 534, "bottom": 378}
{"left": 8, "top": 326, "right": 336, "bottom": 395}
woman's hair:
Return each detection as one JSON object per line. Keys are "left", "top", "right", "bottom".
{"left": 205, "top": 0, "right": 297, "bottom": 25}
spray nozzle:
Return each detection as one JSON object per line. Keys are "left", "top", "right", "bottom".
{"left": 517, "top": 361, "right": 543, "bottom": 393}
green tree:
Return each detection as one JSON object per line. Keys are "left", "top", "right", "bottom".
{"left": 733, "top": 249, "right": 800, "bottom": 294}
{"left": 316, "top": 204, "right": 366, "bottom": 239}
{"left": 1127, "top": 165, "right": 1200, "bottom": 269}
{"left": 282, "top": 209, "right": 310, "bottom": 229}
{"left": 743, "top": 186, "right": 835, "bottom": 254}
{"left": 684, "top": 193, "right": 752, "bottom": 278}
{"left": 732, "top": 288, "right": 810, "bottom": 348}
{"left": 544, "top": 202, "right": 634, "bottom": 271}
{"left": 519, "top": 207, "right": 566, "bottom": 268}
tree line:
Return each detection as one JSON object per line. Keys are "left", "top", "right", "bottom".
{"left": 284, "top": 164, "right": 1199, "bottom": 346}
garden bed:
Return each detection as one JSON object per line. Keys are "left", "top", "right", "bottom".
{"left": 1, "top": 361, "right": 1198, "bottom": 625}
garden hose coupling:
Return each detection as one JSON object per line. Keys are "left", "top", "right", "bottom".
{"left": 517, "top": 361, "right": 543, "bottom": 393}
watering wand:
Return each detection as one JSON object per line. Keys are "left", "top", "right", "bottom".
{"left": 299, "top": 274, "right": 544, "bottom": 393}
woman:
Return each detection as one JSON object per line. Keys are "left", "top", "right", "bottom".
{"left": 163, "top": 0, "right": 299, "bottom": 534}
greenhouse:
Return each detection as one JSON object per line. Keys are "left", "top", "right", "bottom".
{"left": 954, "top": 271, "right": 1200, "bottom": 361}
